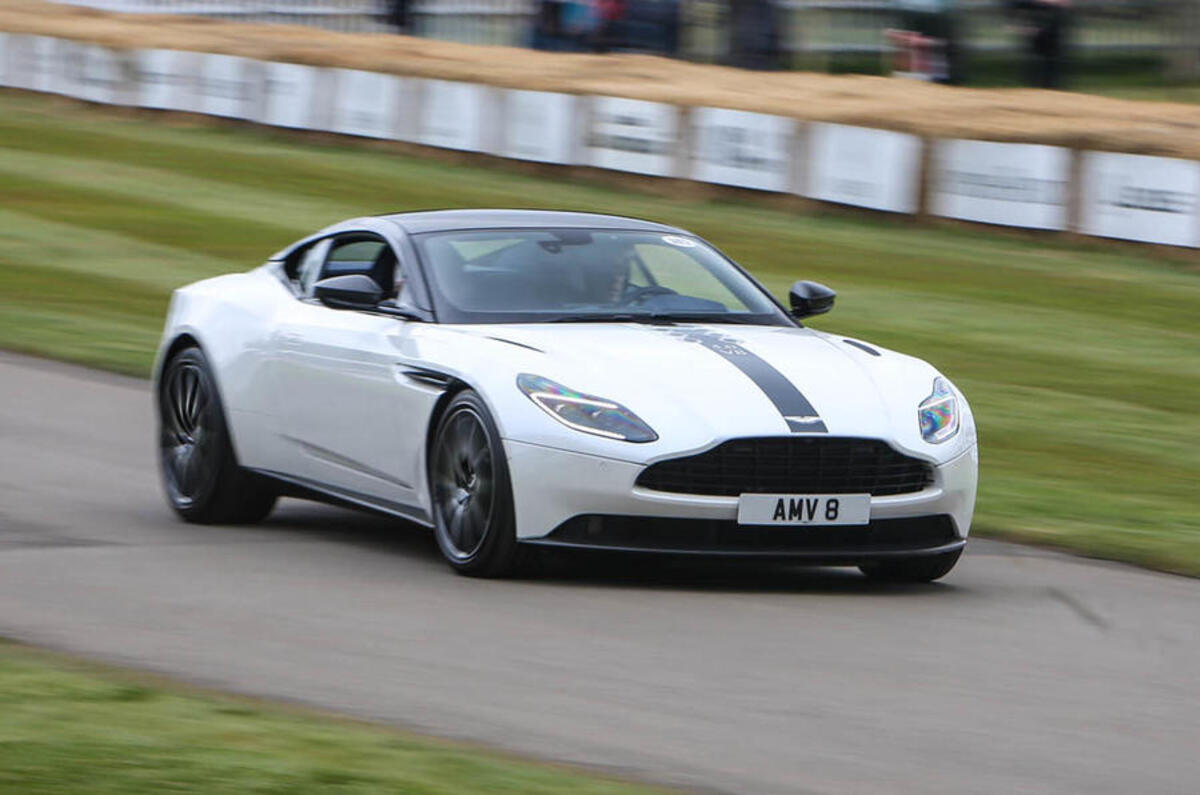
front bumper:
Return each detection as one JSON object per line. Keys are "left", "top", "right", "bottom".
{"left": 505, "top": 439, "right": 978, "bottom": 555}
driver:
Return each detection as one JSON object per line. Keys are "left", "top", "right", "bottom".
{"left": 578, "top": 248, "right": 633, "bottom": 306}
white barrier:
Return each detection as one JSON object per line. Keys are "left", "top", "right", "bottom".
{"left": 587, "top": 96, "right": 679, "bottom": 177}
{"left": 933, "top": 140, "right": 1070, "bottom": 231}
{"left": 68, "top": 43, "right": 129, "bottom": 105}
{"left": 806, "top": 123, "right": 922, "bottom": 214}
{"left": 137, "top": 49, "right": 194, "bottom": 110}
{"left": 421, "top": 79, "right": 493, "bottom": 152}
{"left": 0, "top": 32, "right": 9, "bottom": 87}
{"left": 503, "top": 89, "right": 576, "bottom": 165}
{"left": 691, "top": 107, "right": 795, "bottom": 193}
{"left": 9, "top": 35, "right": 63, "bottom": 94}
{"left": 197, "top": 53, "right": 255, "bottom": 119}
{"left": 331, "top": 69, "right": 407, "bottom": 140}
{"left": 261, "top": 61, "right": 319, "bottom": 129}
{"left": 1081, "top": 152, "right": 1200, "bottom": 248}
{"left": 4, "top": 33, "right": 1200, "bottom": 249}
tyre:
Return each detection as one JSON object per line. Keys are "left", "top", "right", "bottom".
{"left": 859, "top": 548, "right": 962, "bottom": 583}
{"left": 429, "top": 390, "right": 520, "bottom": 577}
{"left": 158, "top": 346, "right": 277, "bottom": 524}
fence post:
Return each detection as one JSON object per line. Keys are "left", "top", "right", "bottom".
{"left": 1168, "top": 0, "right": 1200, "bottom": 80}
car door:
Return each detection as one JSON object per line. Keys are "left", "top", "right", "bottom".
{"left": 270, "top": 233, "right": 429, "bottom": 517}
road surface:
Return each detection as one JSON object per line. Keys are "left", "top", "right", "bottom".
{"left": 0, "top": 352, "right": 1197, "bottom": 794}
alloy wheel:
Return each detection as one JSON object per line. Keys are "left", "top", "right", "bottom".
{"left": 432, "top": 407, "right": 496, "bottom": 560}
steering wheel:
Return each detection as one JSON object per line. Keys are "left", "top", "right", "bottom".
{"left": 621, "top": 285, "right": 678, "bottom": 305}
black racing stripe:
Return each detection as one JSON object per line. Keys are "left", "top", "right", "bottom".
{"left": 663, "top": 327, "right": 828, "bottom": 433}
{"left": 842, "top": 339, "right": 881, "bottom": 357}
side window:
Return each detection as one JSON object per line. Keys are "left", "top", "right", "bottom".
{"left": 322, "top": 236, "right": 402, "bottom": 299}
{"left": 322, "top": 239, "right": 387, "bottom": 279}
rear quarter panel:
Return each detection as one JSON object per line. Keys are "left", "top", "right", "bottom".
{"left": 156, "top": 267, "right": 289, "bottom": 467}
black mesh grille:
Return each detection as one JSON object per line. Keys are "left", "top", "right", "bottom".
{"left": 635, "top": 437, "right": 933, "bottom": 497}
{"left": 546, "top": 515, "right": 957, "bottom": 554}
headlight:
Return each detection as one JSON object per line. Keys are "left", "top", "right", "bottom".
{"left": 918, "top": 377, "right": 960, "bottom": 444}
{"left": 517, "top": 374, "right": 657, "bottom": 443}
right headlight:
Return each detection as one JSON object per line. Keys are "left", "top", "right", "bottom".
{"left": 918, "top": 376, "right": 960, "bottom": 444}
{"left": 517, "top": 374, "right": 657, "bottom": 443}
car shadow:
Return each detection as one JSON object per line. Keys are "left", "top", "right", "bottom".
{"left": 262, "top": 500, "right": 965, "bottom": 597}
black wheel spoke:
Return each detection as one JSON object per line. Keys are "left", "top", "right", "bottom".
{"left": 460, "top": 499, "right": 486, "bottom": 551}
{"left": 433, "top": 407, "right": 497, "bottom": 561}
{"left": 178, "top": 444, "right": 198, "bottom": 495}
{"left": 185, "top": 369, "right": 202, "bottom": 429}
{"left": 447, "top": 500, "right": 467, "bottom": 544}
{"left": 160, "top": 359, "right": 217, "bottom": 507}
{"left": 169, "top": 370, "right": 189, "bottom": 434}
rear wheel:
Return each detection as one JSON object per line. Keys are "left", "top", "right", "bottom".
{"left": 158, "top": 346, "right": 276, "bottom": 524}
{"left": 429, "top": 390, "right": 520, "bottom": 577}
{"left": 859, "top": 548, "right": 962, "bottom": 583}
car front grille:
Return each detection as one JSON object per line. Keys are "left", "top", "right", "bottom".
{"left": 543, "top": 515, "right": 957, "bottom": 554}
{"left": 635, "top": 437, "right": 934, "bottom": 497}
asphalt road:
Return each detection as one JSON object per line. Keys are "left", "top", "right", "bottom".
{"left": 0, "top": 351, "right": 1197, "bottom": 795}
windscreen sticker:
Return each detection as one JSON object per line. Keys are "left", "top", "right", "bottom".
{"left": 662, "top": 235, "right": 697, "bottom": 248}
{"left": 659, "top": 327, "right": 828, "bottom": 433}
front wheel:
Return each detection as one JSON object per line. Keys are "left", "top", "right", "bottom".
{"left": 429, "top": 390, "right": 520, "bottom": 577}
{"left": 859, "top": 548, "right": 963, "bottom": 583}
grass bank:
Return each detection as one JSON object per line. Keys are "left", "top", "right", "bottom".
{"left": 0, "top": 640, "right": 660, "bottom": 793}
{"left": 0, "top": 92, "right": 1197, "bottom": 576}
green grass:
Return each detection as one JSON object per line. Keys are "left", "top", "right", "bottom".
{"left": 0, "top": 640, "right": 661, "bottom": 794}
{"left": 0, "top": 91, "right": 1198, "bottom": 575}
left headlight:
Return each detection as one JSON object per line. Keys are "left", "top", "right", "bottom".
{"left": 517, "top": 374, "right": 658, "bottom": 443}
{"left": 918, "top": 376, "right": 960, "bottom": 444}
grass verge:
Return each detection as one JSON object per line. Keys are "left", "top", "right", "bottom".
{"left": 0, "top": 91, "right": 1197, "bottom": 576}
{"left": 0, "top": 639, "right": 661, "bottom": 794}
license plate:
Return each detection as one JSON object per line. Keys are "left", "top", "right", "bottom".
{"left": 736, "top": 494, "right": 870, "bottom": 526}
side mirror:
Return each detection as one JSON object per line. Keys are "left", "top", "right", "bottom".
{"left": 788, "top": 280, "right": 836, "bottom": 319}
{"left": 313, "top": 274, "right": 383, "bottom": 310}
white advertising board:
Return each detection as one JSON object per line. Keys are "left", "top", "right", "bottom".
{"left": 66, "top": 43, "right": 129, "bottom": 105}
{"left": 34, "top": 36, "right": 63, "bottom": 94}
{"left": 1081, "top": 152, "right": 1200, "bottom": 247}
{"left": 503, "top": 89, "right": 577, "bottom": 164}
{"left": 331, "top": 68, "right": 405, "bottom": 139}
{"left": 420, "top": 79, "right": 489, "bottom": 151}
{"left": 588, "top": 96, "right": 678, "bottom": 177}
{"left": 13, "top": 35, "right": 65, "bottom": 95}
{"left": 806, "top": 123, "right": 922, "bottom": 213}
{"left": 0, "top": 33, "right": 10, "bottom": 87}
{"left": 260, "top": 61, "right": 319, "bottom": 129}
{"left": 932, "top": 139, "right": 1070, "bottom": 230}
{"left": 137, "top": 48, "right": 195, "bottom": 110}
{"left": 692, "top": 107, "right": 795, "bottom": 192}
{"left": 196, "top": 53, "right": 255, "bottom": 119}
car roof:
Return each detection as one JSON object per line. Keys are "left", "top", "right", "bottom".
{"left": 378, "top": 209, "right": 688, "bottom": 235}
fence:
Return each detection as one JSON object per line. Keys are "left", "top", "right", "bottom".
{"left": 46, "top": 0, "right": 1196, "bottom": 67}
{"left": 2, "top": 31, "right": 1198, "bottom": 249}
{"left": 48, "top": 0, "right": 537, "bottom": 38}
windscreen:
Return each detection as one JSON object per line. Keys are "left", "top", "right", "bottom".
{"left": 413, "top": 228, "right": 791, "bottom": 325}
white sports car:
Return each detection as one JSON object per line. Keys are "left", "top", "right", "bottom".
{"left": 156, "top": 210, "right": 977, "bottom": 581}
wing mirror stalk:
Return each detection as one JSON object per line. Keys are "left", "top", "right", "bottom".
{"left": 789, "top": 281, "right": 836, "bottom": 319}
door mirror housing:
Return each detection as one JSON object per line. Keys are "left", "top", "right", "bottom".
{"left": 788, "top": 280, "right": 836, "bottom": 319}
{"left": 313, "top": 274, "right": 384, "bottom": 310}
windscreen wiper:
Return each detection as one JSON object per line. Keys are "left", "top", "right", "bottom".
{"left": 544, "top": 314, "right": 679, "bottom": 325}
{"left": 544, "top": 313, "right": 765, "bottom": 326}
